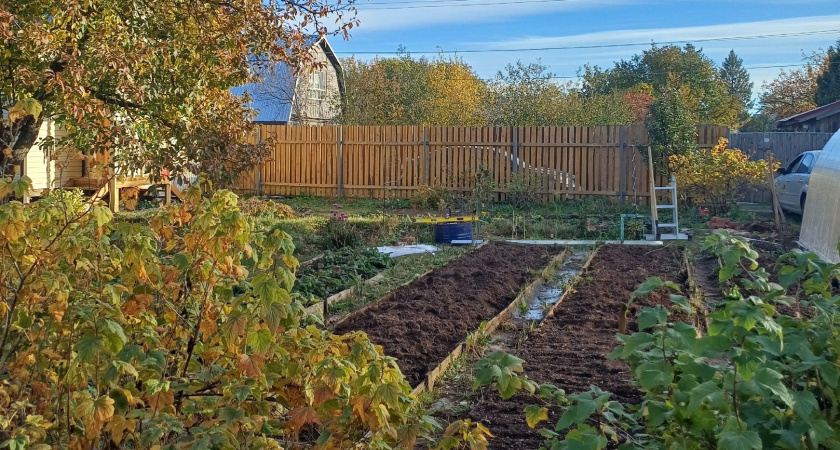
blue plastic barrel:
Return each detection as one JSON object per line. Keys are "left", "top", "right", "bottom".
{"left": 434, "top": 222, "right": 473, "bottom": 244}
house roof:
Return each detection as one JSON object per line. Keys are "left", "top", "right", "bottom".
{"left": 232, "top": 36, "right": 344, "bottom": 124}
{"left": 778, "top": 100, "right": 840, "bottom": 126}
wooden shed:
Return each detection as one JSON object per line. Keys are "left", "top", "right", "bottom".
{"left": 778, "top": 100, "right": 840, "bottom": 134}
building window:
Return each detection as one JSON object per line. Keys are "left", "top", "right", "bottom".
{"left": 308, "top": 70, "right": 326, "bottom": 100}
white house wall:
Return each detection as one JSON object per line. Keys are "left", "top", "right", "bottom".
{"left": 24, "top": 119, "right": 83, "bottom": 192}
{"left": 799, "top": 129, "right": 840, "bottom": 263}
{"left": 25, "top": 119, "right": 52, "bottom": 191}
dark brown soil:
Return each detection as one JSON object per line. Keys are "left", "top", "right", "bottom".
{"left": 333, "top": 242, "right": 560, "bottom": 387}
{"left": 468, "top": 245, "right": 687, "bottom": 449}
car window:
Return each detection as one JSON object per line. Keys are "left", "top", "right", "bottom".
{"left": 797, "top": 154, "right": 815, "bottom": 174}
{"left": 786, "top": 155, "right": 804, "bottom": 173}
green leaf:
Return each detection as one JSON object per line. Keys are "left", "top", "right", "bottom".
{"left": 373, "top": 383, "right": 402, "bottom": 407}
{"left": 687, "top": 381, "right": 723, "bottom": 413}
{"left": 524, "top": 405, "right": 548, "bottom": 429}
{"left": 719, "top": 264, "right": 741, "bottom": 282}
{"left": 792, "top": 390, "right": 819, "bottom": 419}
{"left": 75, "top": 334, "right": 105, "bottom": 361}
{"left": 718, "top": 430, "right": 761, "bottom": 450}
{"left": 563, "top": 425, "right": 608, "bottom": 450}
{"left": 252, "top": 273, "right": 282, "bottom": 305}
{"left": 102, "top": 319, "right": 128, "bottom": 353}
{"left": 614, "top": 332, "right": 656, "bottom": 358}
{"left": 91, "top": 205, "right": 113, "bottom": 228}
{"left": 246, "top": 328, "right": 273, "bottom": 354}
{"left": 555, "top": 399, "right": 597, "bottom": 431}
{"left": 631, "top": 277, "right": 666, "bottom": 300}
{"left": 10, "top": 176, "right": 32, "bottom": 198}
{"left": 638, "top": 305, "right": 668, "bottom": 331}
{"left": 669, "top": 294, "right": 693, "bottom": 314}
{"left": 754, "top": 367, "right": 794, "bottom": 407}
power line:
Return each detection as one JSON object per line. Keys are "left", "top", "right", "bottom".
{"left": 334, "top": 29, "right": 840, "bottom": 54}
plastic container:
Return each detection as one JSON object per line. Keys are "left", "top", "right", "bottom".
{"left": 434, "top": 222, "right": 473, "bottom": 244}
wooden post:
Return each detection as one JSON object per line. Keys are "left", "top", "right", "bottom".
{"left": 336, "top": 126, "right": 343, "bottom": 198}
{"left": 256, "top": 125, "right": 263, "bottom": 196}
{"left": 108, "top": 176, "right": 119, "bottom": 213}
{"left": 617, "top": 126, "right": 626, "bottom": 205}
{"left": 512, "top": 127, "right": 520, "bottom": 174}
{"left": 766, "top": 153, "right": 786, "bottom": 231}
{"left": 422, "top": 127, "right": 429, "bottom": 185}
{"left": 647, "top": 146, "right": 658, "bottom": 239}
{"left": 165, "top": 181, "right": 172, "bottom": 205}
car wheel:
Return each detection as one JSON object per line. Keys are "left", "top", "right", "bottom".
{"left": 800, "top": 194, "right": 807, "bottom": 215}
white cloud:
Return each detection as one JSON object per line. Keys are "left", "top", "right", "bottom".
{"left": 351, "top": 0, "right": 639, "bottom": 32}
{"left": 457, "top": 15, "right": 840, "bottom": 87}
{"left": 469, "top": 15, "right": 840, "bottom": 51}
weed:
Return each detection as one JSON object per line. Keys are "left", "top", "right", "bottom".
{"left": 411, "top": 183, "right": 452, "bottom": 211}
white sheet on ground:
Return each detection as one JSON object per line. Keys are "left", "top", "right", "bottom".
{"left": 377, "top": 244, "right": 440, "bottom": 257}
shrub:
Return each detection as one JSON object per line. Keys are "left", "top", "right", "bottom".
{"left": 239, "top": 196, "right": 297, "bottom": 219}
{"left": 0, "top": 176, "right": 432, "bottom": 448}
{"left": 506, "top": 172, "right": 544, "bottom": 208}
{"left": 411, "top": 184, "right": 452, "bottom": 211}
{"left": 322, "top": 203, "right": 362, "bottom": 249}
{"left": 669, "top": 137, "right": 771, "bottom": 215}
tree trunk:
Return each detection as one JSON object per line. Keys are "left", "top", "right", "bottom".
{"left": 1, "top": 115, "right": 43, "bottom": 177}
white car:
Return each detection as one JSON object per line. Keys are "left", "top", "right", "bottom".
{"left": 774, "top": 150, "right": 821, "bottom": 214}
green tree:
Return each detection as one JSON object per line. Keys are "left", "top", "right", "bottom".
{"left": 485, "top": 61, "right": 565, "bottom": 125}
{"left": 739, "top": 113, "right": 778, "bottom": 132}
{"left": 759, "top": 68, "right": 818, "bottom": 119}
{"left": 0, "top": 0, "right": 357, "bottom": 184}
{"left": 338, "top": 51, "right": 486, "bottom": 125}
{"left": 582, "top": 44, "right": 740, "bottom": 127}
{"left": 646, "top": 80, "right": 698, "bottom": 173}
{"left": 719, "top": 50, "right": 753, "bottom": 119}
{"left": 815, "top": 39, "right": 840, "bottom": 106}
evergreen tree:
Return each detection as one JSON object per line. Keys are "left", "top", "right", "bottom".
{"left": 719, "top": 50, "right": 754, "bottom": 117}
{"left": 815, "top": 39, "right": 840, "bottom": 106}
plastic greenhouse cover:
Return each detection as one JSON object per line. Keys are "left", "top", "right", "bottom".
{"left": 799, "top": 129, "right": 840, "bottom": 263}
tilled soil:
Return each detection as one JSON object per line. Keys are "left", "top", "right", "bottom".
{"left": 333, "top": 242, "right": 560, "bottom": 387}
{"left": 468, "top": 245, "right": 687, "bottom": 449}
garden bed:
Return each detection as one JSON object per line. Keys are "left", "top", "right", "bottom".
{"left": 294, "top": 247, "right": 391, "bottom": 300}
{"left": 332, "top": 242, "right": 561, "bottom": 387}
{"left": 467, "top": 244, "right": 687, "bottom": 449}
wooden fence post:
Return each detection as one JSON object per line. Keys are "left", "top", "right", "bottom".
{"left": 256, "top": 125, "right": 263, "bottom": 196}
{"left": 423, "top": 127, "right": 429, "bottom": 186}
{"left": 618, "top": 126, "right": 626, "bottom": 205}
{"left": 512, "top": 127, "right": 519, "bottom": 174}
{"left": 336, "top": 126, "right": 343, "bottom": 199}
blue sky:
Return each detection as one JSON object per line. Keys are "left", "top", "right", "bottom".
{"left": 327, "top": 0, "right": 840, "bottom": 95}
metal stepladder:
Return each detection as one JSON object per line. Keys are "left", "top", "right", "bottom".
{"left": 644, "top": 147, "right": 688, "bottom": 241}
{"left": 645, "top": 175, "right": 689, "bottom": 240}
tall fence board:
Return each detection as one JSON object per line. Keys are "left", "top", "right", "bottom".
{"left": 730, "top": 132, "right": 834, "bottom": 203}
{"left": 235, "top": 125, "right": 729, "bottom": 204}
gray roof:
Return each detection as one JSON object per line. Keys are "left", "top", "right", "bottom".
{"left": 231, "top": 64, "right": 296, "bottom": 124}
{"left": 232, "top": 36, "right": 344, "bottom": 124}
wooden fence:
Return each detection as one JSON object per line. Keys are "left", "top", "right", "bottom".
{"left": 235, "top": 125, "right": 729, "bottom": 204}
{"left": 730, "top": 132, "right": 835, "bottom": 203}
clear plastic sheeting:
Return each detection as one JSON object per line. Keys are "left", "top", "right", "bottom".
{"left": 376, "top": 244, "right": 440, "bottom": 258}
{"left": 799, "top": 129, "right": 840, "bottom": 263}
